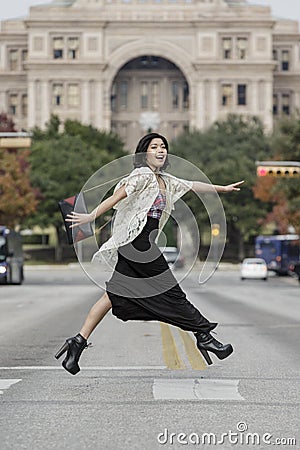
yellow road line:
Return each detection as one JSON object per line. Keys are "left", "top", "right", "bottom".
{"left": 160, "top": 323, "right": 185, "bottom": 369}
{"left": 178, "top": 329, "right": 207, "bottom": 370}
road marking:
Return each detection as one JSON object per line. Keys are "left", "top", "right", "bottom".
{"left": 0, "top": 379, "right": 21, "bottom": 395}
{"left": 178, "top": 330, "right": 207, "bottom": 370}
{"left": 153, "top": 379, "right": 244, "bottom": 401}
{"left": 0, "top": 366, "right": 166, "bottom": 371}
{"left": 160, "top": 323, "right": 185, "bottom": 369}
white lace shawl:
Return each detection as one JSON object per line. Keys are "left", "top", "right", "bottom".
{"left": 91, "top": 166, "right": 193, "bottom": 269}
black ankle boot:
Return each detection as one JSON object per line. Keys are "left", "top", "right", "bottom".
{"left": 195, "top": 332, "right": 233, "bottom": 365}
{"left": 55, "top": 334, "right": 90, "bottom": 375}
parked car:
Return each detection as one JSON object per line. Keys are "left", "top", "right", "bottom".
{"left": 240, "top": 258, "right": 268, "bottom": 281}
{"left": 159, "top": 246, "right": 185, "bottom": 269}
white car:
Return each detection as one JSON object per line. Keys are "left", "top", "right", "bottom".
{"left": 240, "top": 258, "right": 268, "bottom": 281}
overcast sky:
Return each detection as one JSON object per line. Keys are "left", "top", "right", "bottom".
{"left": 0, "top": 0, "right": 299, "bottom": 24}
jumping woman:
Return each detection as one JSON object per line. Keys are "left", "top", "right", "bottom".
{"left": 55, "top": 133, "right": 243, "bottom": 375}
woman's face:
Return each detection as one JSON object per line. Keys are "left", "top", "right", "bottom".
{"left": 146, "top": 138, "right": 167, "bottom": 172}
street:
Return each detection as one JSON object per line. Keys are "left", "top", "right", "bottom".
{"left": 0, "top": 265, "right": 299, "bottom": 450}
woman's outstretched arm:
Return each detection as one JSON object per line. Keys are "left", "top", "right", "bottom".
{"left": 191, "top": 180, "right": 244, "bottom": 194}
{"left": 65, "top": 185, "right": 127, "bottom": 228}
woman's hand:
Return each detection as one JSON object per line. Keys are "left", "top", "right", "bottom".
{"left": 222, "top": 180, "right": 244, "bottom": 193}
{"left": 65, "top": 211, "right": 93, "bottom": 228}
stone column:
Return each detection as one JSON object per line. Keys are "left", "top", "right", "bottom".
{"left": 294, "top": 91, "right": 300, "bottom": 112}
{"left": 251, "top": 80, "right": 259, "bottom": 114}
{"left": 41, "top": 81, "right": 50, "bottom": 128}
{"left": 210, "top": 80, "right": 219, "bottom": 124}
{"left": 27, "top": 80, "right": 36, "bottom": 129}
{"left": 81, "top": 80, "right": 90, "bottom": 124}
{"left": 264, "top": 80, "right": 273, "bottom": 131}
{"left": 0, "top": 91, "right": 6, "bottom": 111}
{"left": 196, "top": 80, "right": 205, "bottom": 129}
{"left": 94, "top": 80, "right": 103, "bottom": 129}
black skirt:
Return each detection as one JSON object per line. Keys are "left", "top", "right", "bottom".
{"left": 105, "top": 216, "right": 217, "bottom": 333}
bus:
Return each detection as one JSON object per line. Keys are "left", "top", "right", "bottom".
{"left": 255, "top": 234, "right": 300, "bottom": 275}
{"left": 0, "top": 226, "right": 24, "bottom": 284}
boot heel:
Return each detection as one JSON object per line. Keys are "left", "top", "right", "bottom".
{"left": 199, "top": 348, "right": 213, "bottom": 365}
{"left": 55, "top": 341, "right": 68, "bottom": 360}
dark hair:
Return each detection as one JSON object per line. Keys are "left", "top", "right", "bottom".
{"left": 133, "top": 132, "right": 170, "bottom": 170}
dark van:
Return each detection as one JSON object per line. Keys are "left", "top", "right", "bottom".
{"left": 0, "top": 226, "right": 24, "bottom": 285}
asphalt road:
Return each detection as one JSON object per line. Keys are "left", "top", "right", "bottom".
{"left": 0, "top": 265, "right": 299, "bottom": 450}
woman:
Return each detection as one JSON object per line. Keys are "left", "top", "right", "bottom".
{"left": 55, "top": 133, "right": 243, "bottom": 375}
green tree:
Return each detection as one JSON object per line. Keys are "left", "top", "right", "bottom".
{"left": 0, "top": 148, "right": 38, "bottom": 228}
{"left": 0, "top": 114, "right": 37, "bottom": 227}
{"left": 171, "top": 115, "right": 272, "bottom": 259}
{"left": 271, "top": 115, "right": 300, "bottom": 234}
{"left": 28, "top": 116, "right": 126, "bottom": 261}
{"left": 255, "top": 115, "right": 300, "bottom": 233}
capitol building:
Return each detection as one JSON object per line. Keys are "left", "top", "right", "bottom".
{"left": 0, "top": 0, "right": 299, "bottom": 150}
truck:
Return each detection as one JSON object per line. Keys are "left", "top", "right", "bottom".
{"left": 0, "top": 226, "right": 24, "bottom": 285}
{"left": 255, "top": 234, "right": 300, "bottom": 275}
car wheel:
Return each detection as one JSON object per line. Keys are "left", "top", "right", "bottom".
{"left": 241, "top": 277, "right": 245, "bottom": 281}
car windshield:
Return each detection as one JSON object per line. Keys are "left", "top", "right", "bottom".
{"left": 246, "top": 260, "right": 264, "bottom": 265}
{"left": 0, "top": 236, "right": 6, "bottom": 261}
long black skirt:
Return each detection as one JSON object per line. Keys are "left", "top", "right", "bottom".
{"left": 105, "top": 216, "right": 217, "bottom": 333}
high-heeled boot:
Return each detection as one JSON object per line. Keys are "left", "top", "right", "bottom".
{"left": 195, "top": 331, "right": 233, "bottom": 365}
{"left": 55, "top": 333, "right": 90, "bottom": 375}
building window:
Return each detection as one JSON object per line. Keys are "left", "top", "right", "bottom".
{"left": 9, "top": 50, "right": 18, "bottom": 71}
{"left": 183, "top": 82, "right": 189, "bottom": 109}
{"left": 120, "top": 81, "right": 128, "bottom": 109}
{"left": 88, "top": 37, "right": 98, "bottom": 52}
{"left": 68, "top": 84, "right": 79, "bottom": 107}
{"left": 237, "top": 84, "right": 247, "bottom": 105}
{"left": 273, "top": 49, "right": 278, "bottom": 71}
{"left": 281, "top": 50, "right": 290, "bottom": 71}
{"left": 151, "top": 81, "right": 159, "bottom": 110}
{"left": 141, "top": 81, "right": 148, "bottom": 109}
{"left": 221, "top": 84, "right": 233, "bottom": 107}
{"left": 282, "top": 94, "right": 290, "bottom": 115}
{"left": 53, "top": 83, "right": 64, "bottom": 106}
{"left": 222, "top": 38, "right": 232, "bottom": 59}
{"left": 273, "top": 94, "right": 278, "bottom": 115}
{"left": 9, "top": 94, "right": 18, "bottom": 115}
{"left": 237, "top": 38, "right": 247, "bottom": 59}
{"left": 33, "top": 36, "right": 44, "bottom": 52}
{"left": 68, "top": 38, "right": 79, "bottom": 59}
{"left": 21, "top": 94, "right": 28, "bottom": 117}
{"left": 172, "top": 81, "right": 179, "bottom": 109}
{"left": 53, "top": 38, "right": 64, "bottom": 59}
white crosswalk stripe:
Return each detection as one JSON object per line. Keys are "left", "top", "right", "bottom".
{"left": 0, "top": 379, "right": 22, "bottom": 395}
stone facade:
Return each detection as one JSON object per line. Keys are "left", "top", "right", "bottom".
{"left": 0, "top": 0, "right": 299, "bottom": 150}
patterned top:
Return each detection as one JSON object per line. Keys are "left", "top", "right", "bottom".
{"left": 147, "top": 191, "right": 167, "bottom": 219}
{"left": 92, "top": 166, "right": 193, "bottom": 269}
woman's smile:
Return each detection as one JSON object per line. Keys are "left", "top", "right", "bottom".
{"left": 146, "top": 138, "right": 167, "bottom": 171}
